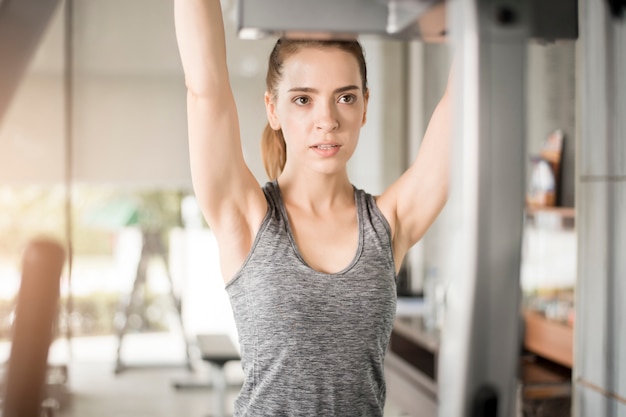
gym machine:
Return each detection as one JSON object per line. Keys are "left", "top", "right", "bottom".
{"left": 235, "top": 0, "right": 577, "bottom": 416}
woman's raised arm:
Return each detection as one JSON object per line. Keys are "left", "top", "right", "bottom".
{"left": 377, "top": 76, "right": 452, "bottom": 269}
{"left": 174, "top": 0, "right": 266, "bottom": 279}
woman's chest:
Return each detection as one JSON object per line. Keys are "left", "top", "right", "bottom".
{"left": 287, "top": 208, "right": 359, "bottom": 274}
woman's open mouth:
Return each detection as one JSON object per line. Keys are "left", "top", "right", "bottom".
{"left": 312, "top": 144, "right": 340, "bottom": 150}
{"left": 310, "top": 143, "right": 342, "bottom": 156}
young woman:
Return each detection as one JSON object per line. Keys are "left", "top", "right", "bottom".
{"left": 175, "top": 1, "right": 451, "bottom": 415}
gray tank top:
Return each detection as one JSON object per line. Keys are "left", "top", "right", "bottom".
{"left": 225, "top": 180, "right": 397, "bottom": 417}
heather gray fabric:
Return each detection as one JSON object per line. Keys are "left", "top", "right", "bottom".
{"left": 225, "top": 180, "right": 397, "bottom": 417}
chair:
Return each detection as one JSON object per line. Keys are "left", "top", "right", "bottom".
{"left": 1, "top": 238, "right": 65, "bottom": 417}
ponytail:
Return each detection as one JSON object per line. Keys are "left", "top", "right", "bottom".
{"left": 261, "top": 123, "right": 286, "bottom": 180}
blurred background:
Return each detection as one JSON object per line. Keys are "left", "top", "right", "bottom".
{"left": 0, "top": 0, "right": 588, "bottom": 415}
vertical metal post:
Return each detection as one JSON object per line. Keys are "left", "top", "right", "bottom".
{"left": 574, "top": 1, "right": 626, "bottom": 415}
{"left": 438, "top": 0, "right": 529, "bottom": 416}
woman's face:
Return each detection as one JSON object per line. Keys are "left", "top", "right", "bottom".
{"left": 265, "top": 46, "right": 368, "bottom": 176}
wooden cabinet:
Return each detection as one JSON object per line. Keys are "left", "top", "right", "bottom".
{"left": 523, "top": 309, "right": 573, "bottom": 368}
{"left": 522, "top": 206, "right": 575, "bottom": 369}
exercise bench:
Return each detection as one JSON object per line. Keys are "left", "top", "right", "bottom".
{"left": 174, "top": 333, "right": 241, "bottom": 417}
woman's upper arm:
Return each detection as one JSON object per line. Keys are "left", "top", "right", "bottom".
{"left": 175, "top": 0, "right": 266, "bottom": 245}
{"left": 378, "top": 91, "right": 451, "bottom": 263}
{"left": 185, "top": 93, "right": 265, "bottom": 229}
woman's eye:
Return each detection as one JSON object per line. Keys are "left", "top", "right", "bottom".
{"left": 294, "top": 96, "right": 310, "bottom": 105}
{"left": 339, "top": 94, "right": 356, "bottom": 104}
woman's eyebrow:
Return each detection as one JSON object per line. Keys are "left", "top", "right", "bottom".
{"left": 287, "top": 85, "right": 361, "bottom": 94}
{"left": 335, "top": 85, "right": 360, "bottom": 94}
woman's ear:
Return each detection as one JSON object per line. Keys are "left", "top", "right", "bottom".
{"left": 361, "top": 89, "right": 369, "bottom": 126}
{"left": 265, "top": 92, "right": 281, "bottom": 130}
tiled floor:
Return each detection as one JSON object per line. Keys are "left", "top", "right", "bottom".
{"left": 26, "top": 333, "right": 409, "bottom": 417}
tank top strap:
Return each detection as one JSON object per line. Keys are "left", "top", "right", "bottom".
{"left": 261, "top": 180, "right": 283, "bottom": 217}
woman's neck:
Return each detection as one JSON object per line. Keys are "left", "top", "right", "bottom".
{"left": 276, "top": 170, "right": 354, "bottom": 212}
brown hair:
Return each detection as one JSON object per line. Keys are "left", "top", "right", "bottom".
{"left": 261, "top": 38, "right": 368, "bottom": 180}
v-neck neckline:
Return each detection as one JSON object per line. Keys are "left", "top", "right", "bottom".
{"left": 272, "top": 180, "right": 364, "bottom": 276}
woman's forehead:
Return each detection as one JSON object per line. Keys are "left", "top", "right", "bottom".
{"left": 279, "top": 47, "right": 362, "bottom": 91}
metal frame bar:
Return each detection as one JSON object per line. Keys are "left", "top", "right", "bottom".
{"left": 236, "top": 0, "right": 445, "bottom": 39}
{"left": 438, "top": 0, "right": 528, "bottom": 415}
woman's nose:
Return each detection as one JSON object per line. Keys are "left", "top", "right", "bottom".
{"left": 315, "top": 104, "right": 339, "bottom": 132}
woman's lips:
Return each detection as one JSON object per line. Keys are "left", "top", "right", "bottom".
{"left": 310, "top": 143, "right": 341, "bottom": 156}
